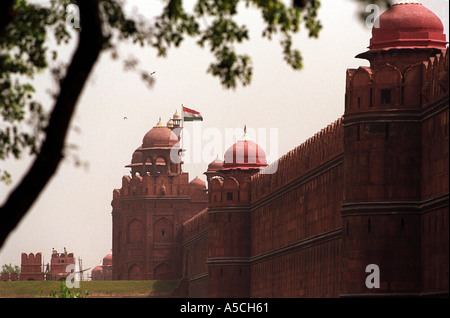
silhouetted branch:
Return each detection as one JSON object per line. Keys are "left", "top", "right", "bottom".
{"left": 0, "top": 0, "right": 104, "bottom": 248}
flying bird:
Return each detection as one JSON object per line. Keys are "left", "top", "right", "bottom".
{"left": 150, "top": 71, "right": 156, "bottom": 75}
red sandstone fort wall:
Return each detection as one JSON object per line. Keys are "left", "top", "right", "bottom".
{"left": 182, "top": 208, "right": 209, "bottom": 297}
{"left": 252, "top": 118, "right": 344, "bottom": 202}
{"left": 340, "top": 48, "right": 448, "bottom": 296}
{"left": 249, "top": 120, "right": 344, "bottom": 297}
{"left": 175, "top": 47, "right": 448, "bottom": 298}
{"left": 420, "top": 48, "right": 449, "bottom": 294}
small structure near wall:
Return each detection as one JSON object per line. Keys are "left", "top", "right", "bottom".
{"left": 19, "top": 252, "right": 44, "bottom": 281}
{"left": 46, "top": 248, "right": 76, "bottom": 281}
{"left": 15, "top": 248, "right": 76, "bottom": 281}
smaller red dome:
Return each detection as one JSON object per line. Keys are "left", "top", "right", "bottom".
{"left": 189, "top": 176, "right": 206, "bottom": 187}
{"left": 207, "top": 155, "right": 224, "bottom": 171}
{"left": 92, "top": 265, "right": 103, "bottom": 273}
{"left": 223, "top": 139, "right": 267, "bottom": 170}
{"left": 102, "top": 254, "right": 112, "bottom": 266}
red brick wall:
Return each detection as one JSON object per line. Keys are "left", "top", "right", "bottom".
{"left": 251, "top": 238, "right": 341, "bottom": 297}
{"left": 182, "top": 208, "right": 209, "bottom": 297}
{"left": 420, "top": 49, "right": 449, "bottom": 295}
{"left": 179, "top": 49, "right": 448, "bottom": 298}
{"left": 340, "top": 48, "right": 448, "bottom": 297}
{"left": 250, "top": 123, "right": 344, "bottom": 297}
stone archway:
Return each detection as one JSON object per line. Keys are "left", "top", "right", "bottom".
{"left": 127, "top": 218, "right": 144, "bottom": 243}
{"left": 128, "top": 263, "right": 143, "bottom": 280}
{"left": 154, "top": 263, "right": 174, "bottom": 280}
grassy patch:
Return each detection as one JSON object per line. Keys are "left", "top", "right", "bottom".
{"left": 0, "top": 280, "right": 179, "bottom": 298}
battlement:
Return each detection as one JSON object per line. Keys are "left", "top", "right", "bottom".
{"left": 20, "top": 252, "right": 44, "bottom": 281}
{"left": 345, "top": 47, "right": 448, "bottom": 113}
{"left": 252, "top": 117, "right": 344, "bottom": 202}
{"left": 422, "top": 47, "right": 449, "bottom": 107}
{"left": 21, "top": 252, "right": 42, "bottom": 265}
{"left": 182, "top": 208, "right": 208, "bottom": 242}
{"left": 114, "top": 173, "right": 195, "bottom": 198}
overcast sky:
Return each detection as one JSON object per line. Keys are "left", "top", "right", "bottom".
{"left": 1, "top": 0, "right": 448, "bottom": 277}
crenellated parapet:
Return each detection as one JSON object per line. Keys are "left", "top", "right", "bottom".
{"left": 21, "top": 252, "right": 42, "bottom": 265}
{"left": 421, "top": 47, "right": 449, "bottom": 106}
{"left": 251, "top": 117, "right": 343, "bottom": 202}
{"left": 182, "top": 208, "right": 209, "bottom": 241}
{"left": 345, "top": 47, "right": 448, "bottom": 115}
{"left": 20, "top": 252, "right": 44, "bottom": 281}
{"left": 113, "top": 172, "right": 191, "bottom": 199}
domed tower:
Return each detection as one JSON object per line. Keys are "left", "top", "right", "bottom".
{"left": 342, "top": 1, "right": 448, "bottom": 296}
{"left": 112, "top": 117, "right": 208, "bottom": 281}
{"left": 138, "top": 117, "right": 182, "bottom": 175}
{"left": 357, "top": 0, "right": 447, "bottom": 72}
{"left": 206, "top": 127, "right": 267, "bottom": 297}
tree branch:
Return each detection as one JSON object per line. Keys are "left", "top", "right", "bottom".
{"left": 0, "top": 0, "right": 15, "bottom": 40}
{"left": 0, "top": 0, "right": 104, "bottom": 248}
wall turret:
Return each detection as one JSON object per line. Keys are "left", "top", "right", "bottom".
{"left": 206, "top": 127, "right": 267, "bottom": 297}
{"left": 341, "top": 2, "right": 448, "bottom": 296}
{"left": 112, "top": 115, "right": 208, "bottom": 281}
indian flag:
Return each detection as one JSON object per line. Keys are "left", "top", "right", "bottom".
{"left": 182, "top": 106, "right": 203, "bottom": 121}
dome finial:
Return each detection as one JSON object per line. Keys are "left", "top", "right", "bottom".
{"left": 155, "top": 117, "right": 165, "bottom": 128}
{"left": 173, "top": 109, "right": 181, "bottom": 120}
{"left": 241, "top": 125, "right": 249, "bottom": 141}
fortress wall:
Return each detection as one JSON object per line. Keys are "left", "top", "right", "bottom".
{"left": 249, "top": 120, "right": 344, "bottom": 297}
{"left": 251, "top": 236, "right": 341, "bottom": 297}
{"left": 181, "top": 208, "right": 209, "bottom": 297}
{"left": 420, "top": 49, "right": 449, "bottom": 294}
{"left": 251, "top": 117, "right": 343, "bottom": 202}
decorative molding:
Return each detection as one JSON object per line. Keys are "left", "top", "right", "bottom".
{"left": 182, "top": 230, "right": 207, "bottom": 247}
{"left": 341, "top": 192, "right": 449, "bottom": 216}
{"left": 251, "top": 228, "right": 342, "bottom": 264}
{"left": 343, "top": 95, "right": 449, "bottom": 127}
{"left": 206, "top": 257, "right": 250, "bottom": 265}
{"left": 188, "top": 272, "right": 208, "bottom": 284}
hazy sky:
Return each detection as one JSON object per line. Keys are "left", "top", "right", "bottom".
{"left": 1, "top": 0, "right": 448, "bottom": 277}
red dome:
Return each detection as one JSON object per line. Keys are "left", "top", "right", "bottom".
{"left": 207, "top": 156, "right": 224, "bottom": 171}
{"left": 103, "top": 254, "right": 112, "bottom": 266}
{"left": 368, "top": 2, "right": 447, "bottom": 52}
{"left": 189, "top": 176, "right": 206, "bottom": 187}
{"left": 92, "top": 265, "right": 103, "bottom": 273}
{"left": 142, "top": 119, "right": 179, "bottom": 149}
{"left": 223, "top": 139, "right": 267, "bottom": 170}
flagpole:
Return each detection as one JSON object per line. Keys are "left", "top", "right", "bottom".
{"left": 181, "top": 104, "right": 184, "bottom": 173}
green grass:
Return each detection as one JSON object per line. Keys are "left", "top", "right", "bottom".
{"left": 0, "top": 279, "right": 179, "bottom": 298}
